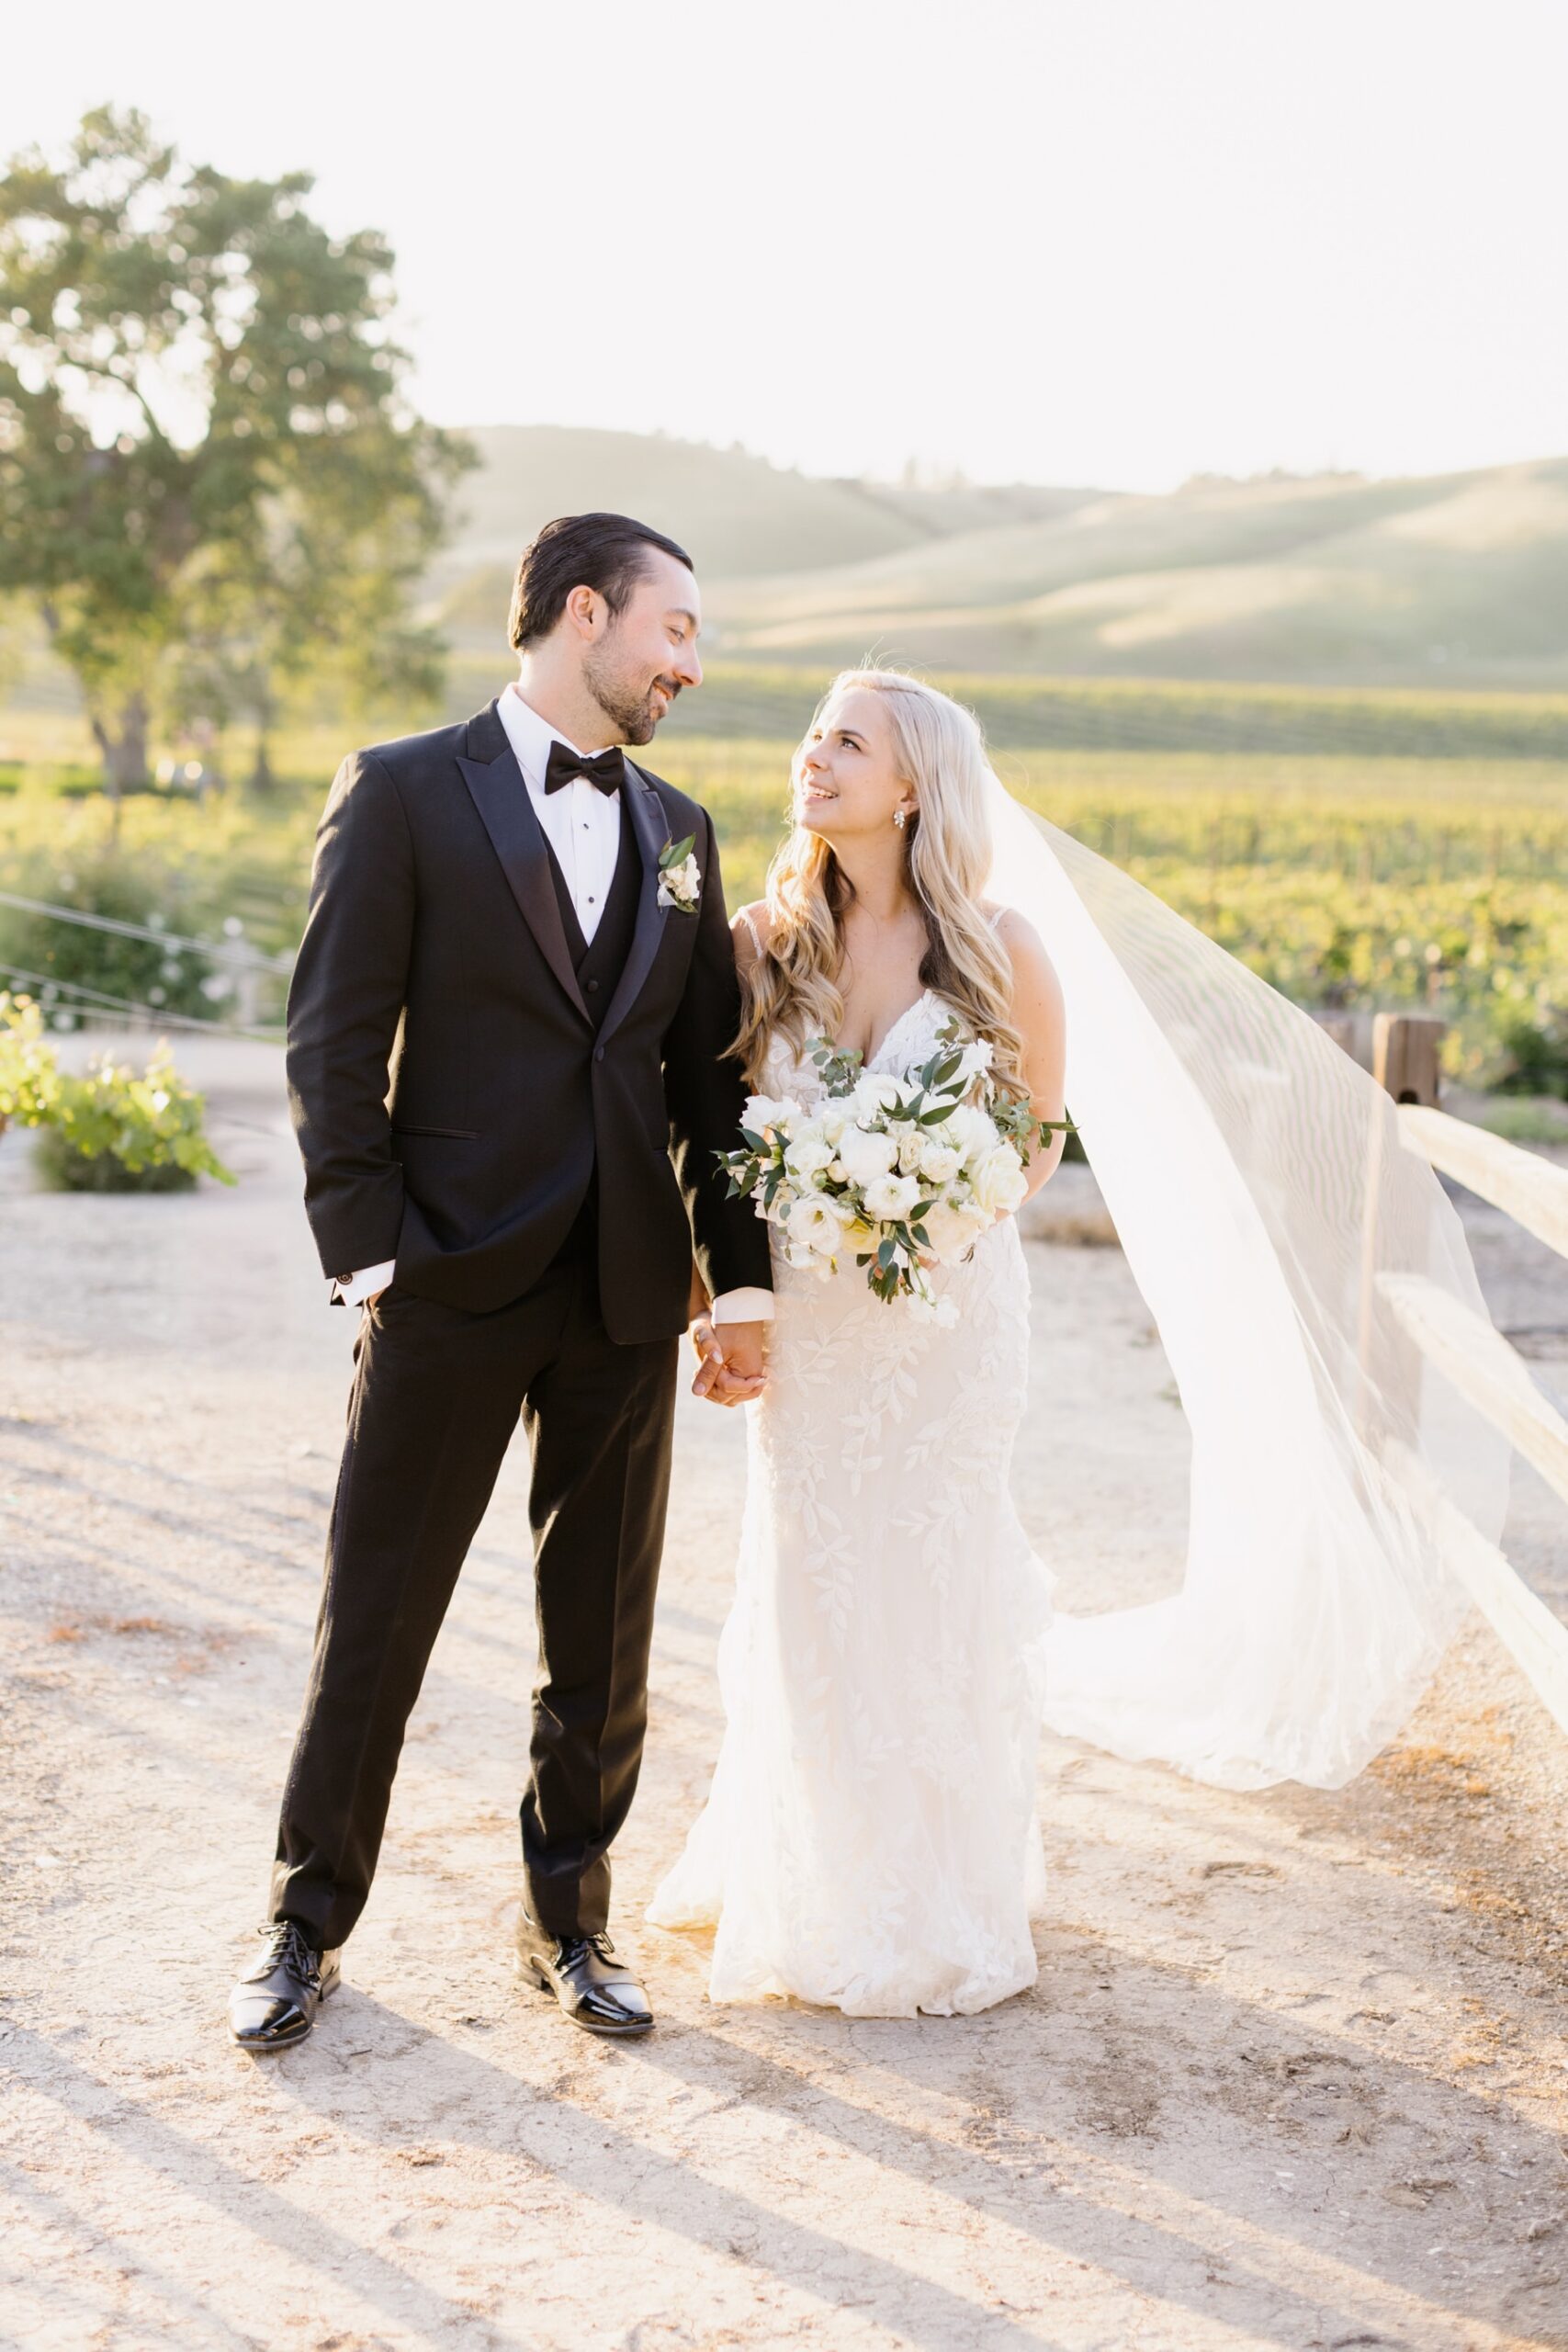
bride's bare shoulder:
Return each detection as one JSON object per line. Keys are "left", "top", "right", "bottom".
{"left": 988, "top": 906, "right": 1064, "bottom": 1029}
{"left": 980, "top": 901, "right": 1042, "bottom": 954}
{"left": 732, "top": 899, "right": 773, "bottom": 973}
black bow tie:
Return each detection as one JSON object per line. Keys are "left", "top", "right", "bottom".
{"left": 544, "top": 741, "right": 626, "bottom": 797}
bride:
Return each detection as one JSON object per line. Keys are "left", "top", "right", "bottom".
{"left": 649, "top": 667, "right": 1068, "bottom": 2017}
{"left": 650, "top": 667, "right": 1511, "bottom": 2019}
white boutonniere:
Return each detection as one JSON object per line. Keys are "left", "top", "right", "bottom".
{"left": 657, "top": 832, "right": 701, "bottom": 915}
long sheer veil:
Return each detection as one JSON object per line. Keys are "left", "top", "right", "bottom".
{"left": 984, "top": 773, "right": 1512, "bottom": 1791}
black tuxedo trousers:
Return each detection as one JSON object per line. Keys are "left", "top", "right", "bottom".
{"left": 270, "top": 1262, "right": 677, "bottom": 1950}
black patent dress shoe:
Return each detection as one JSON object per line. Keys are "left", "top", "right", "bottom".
{"left": 518, "top": 1923, "right": 654, "bottom": 2037}
{"left": 229, "top": 1919, "right": 341, "bottom": 2051}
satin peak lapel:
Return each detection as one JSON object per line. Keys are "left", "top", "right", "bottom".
{"left": 457, "top": 743, "right": 592, "bottom": 1024}
{"left": 596, "top": 766, "right": 682, "bottom": 1045}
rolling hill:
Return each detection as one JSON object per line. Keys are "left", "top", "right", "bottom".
{"left": 432, "top": 425, "right": 1110, "bottom": 645}
{"left": 437, "top": 431, "right": 1568, "bottom": 692}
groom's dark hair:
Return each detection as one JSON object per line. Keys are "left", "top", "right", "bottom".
{"left": 508, "top": 513, "right": 694, "bottom": 649}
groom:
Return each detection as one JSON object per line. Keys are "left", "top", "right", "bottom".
{"left": 229, "top": 514, "right": 773, "bottom": 2049}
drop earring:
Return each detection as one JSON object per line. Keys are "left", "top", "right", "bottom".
{"left": 893, "top": 808, "right": 908, "bottom": 830}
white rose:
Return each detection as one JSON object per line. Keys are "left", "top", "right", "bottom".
{"left": 891, "top": 1123, "right": 927, "bottom": 1175}
{"left": 852, "top": 1070, "right": 901, "bottom": 1119}
{"left": 970, "top": 1144, "right": 1029, "bottom": 1217}
{"left": 784, "top": 1131, "right": 836, "bottom": 1181}
{"left": 944, "top": 1102, "right": 1001, "bottom": 1163}
{"left": 743, "top": 1092, "right": 800, "bottom": 1138}
{"left": 956, "top": 1037, "right": 995, "bottom": 1085}
{"left": 862, "top": 1171, "right": 921, "bottom": 1223}
{"left": 835, "top": 1123, "right": 899, "bottom": 1185}
{"left": 919, "top": 1199, "right": 991, "bottom": 1265}
{"left": 917, "top": 1136, "right": 961, "bottom": 1184}
{"left": 800, "top": 1197, "right": 850, "bottom": 1258}
{"left": 818, "top": 1099, "right": 852, "bottom": 1145}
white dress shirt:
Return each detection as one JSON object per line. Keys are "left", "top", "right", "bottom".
{"left": 338, "top": 684, "right": 772, "bottom": 1327}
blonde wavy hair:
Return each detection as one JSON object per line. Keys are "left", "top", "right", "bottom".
{"left": 733, "top": 668, "right": 1027, "bottom": 1096}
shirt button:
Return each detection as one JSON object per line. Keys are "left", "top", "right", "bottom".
{"left": 587, "top": 896, "right": 595, "bottom": 903}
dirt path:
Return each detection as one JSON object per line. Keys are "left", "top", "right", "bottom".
{"left": 3, "top": 1036, "right": 1567, "bottom": 2352}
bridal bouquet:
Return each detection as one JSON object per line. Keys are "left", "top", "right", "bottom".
{"left": 716, "top": 1019, "right": 1073, "bottom": 1319}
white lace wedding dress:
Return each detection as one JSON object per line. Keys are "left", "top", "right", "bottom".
{"left": 647, "top": 988, "right": 1055, "bottom": 2017}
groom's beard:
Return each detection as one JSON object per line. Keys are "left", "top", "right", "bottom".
{"left": 581, "top": 647, "right": 682, "bottom": 747}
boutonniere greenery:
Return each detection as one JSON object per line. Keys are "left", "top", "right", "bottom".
{"left": 657, "top": 833, "right": 701, "bottom": 914}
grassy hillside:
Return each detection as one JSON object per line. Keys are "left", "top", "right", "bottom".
{"left": 434, "top": 426, "right": 1107, "bottom": 650}
{"left": 429, "top": 433, "right": 1568, "bottom": 691}
{"left": 705, "top": 459, "right": 1568, "bottom": 688}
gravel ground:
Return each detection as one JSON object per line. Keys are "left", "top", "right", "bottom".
{"left": 3, "top": 1035, "right": 1567, "bottom": 2352}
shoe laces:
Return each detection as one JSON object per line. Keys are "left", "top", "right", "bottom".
{"left": 259, "top": 1918, "right": 321, "bottom": 1985}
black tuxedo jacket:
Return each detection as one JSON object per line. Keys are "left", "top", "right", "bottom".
{"left": 285, "top": 699, "right": 773, "bottom": 1343}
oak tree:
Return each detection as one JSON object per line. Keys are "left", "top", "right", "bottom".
{"left": 0, "top": 107, "right": 470, "bottom": 791}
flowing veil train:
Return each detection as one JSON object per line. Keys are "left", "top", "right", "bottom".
{"left": 985, "top": 775, "right": 1512, "bottom": 1791}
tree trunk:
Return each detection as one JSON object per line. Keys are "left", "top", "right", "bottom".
{"left": 247, "top": 684, "right": 277, "bottom": 793}
{"left": 90, "top": 695, "right": 152, "bottom": 798}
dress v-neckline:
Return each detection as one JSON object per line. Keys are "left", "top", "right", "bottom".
{"left": 851, "top": 989, "right": 935, "bottom": 1072}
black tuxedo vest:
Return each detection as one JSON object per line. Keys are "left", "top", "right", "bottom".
{"left": 542, "top": 812, "right": 643, "bottom": 1265}
{"left": 541, "top": 805, "right": 642, "bottom": 1023}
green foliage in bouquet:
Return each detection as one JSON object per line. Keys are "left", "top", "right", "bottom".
{"left": 0, "top": 992, "right": 235, "bottom": 1192}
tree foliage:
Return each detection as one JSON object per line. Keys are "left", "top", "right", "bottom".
{"left": 0, "top": 107, "right": 472, "bottom": 788}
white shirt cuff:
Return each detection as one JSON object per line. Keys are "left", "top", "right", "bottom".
{"left": 333, "top": 1260, "right": 396, "bottom": 1307}
{"left": 711, "top": 1287, "right": 775, "bottom": 1324}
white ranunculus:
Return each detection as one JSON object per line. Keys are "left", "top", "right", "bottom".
{"left": 919, "top": 1198, "right": 991, "bottom": 1265}
{"left": 862, "top": 1171, "right": 921, "bottom": 1223}
{"left": 834, "top": 1123, "right": 900, "bottom": 1185}
{"left": 917, "top": 1136, "right": 962, "bottom": 1184}
{"left": 970, "top": 1144, "right": 1029, "bottom": 1217}
{"left": 784, "top": 1195, "right": 847, "bottom": 1259}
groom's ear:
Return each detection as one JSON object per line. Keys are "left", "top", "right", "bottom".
{"left": 561, "top": 582, "right": 608, "bottom": 639}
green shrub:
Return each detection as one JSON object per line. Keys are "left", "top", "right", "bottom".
{"left": 1494, "top": 1010, "right": 1568, "bottom": 1100}
{"left": 0, "top": 993, "right": 235, "bottom": 1190}
{"left": 0, "top": 989, "right": 58, "bottom": 1124}
{"left": 30, "top": 1123, "right": 199, "bottom": 1191}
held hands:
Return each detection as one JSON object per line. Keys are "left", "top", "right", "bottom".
{"left": 689, "top": 1311, "right": 769, "bottom": 1408}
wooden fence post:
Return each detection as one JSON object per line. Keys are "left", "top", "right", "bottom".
{"left": 1357, "top": 1014, "right": 1448, "bottom": 1436}
{"left": 1373, "top": 1012, "right": 1446, "bottom": 1106}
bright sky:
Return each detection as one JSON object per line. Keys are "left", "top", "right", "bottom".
{"left": 7, "top": 0, "right": 1567, "bottom": 492}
